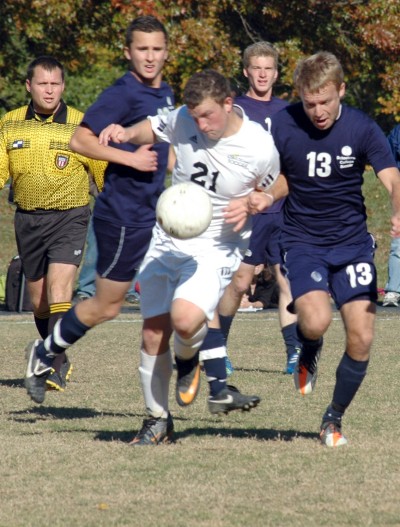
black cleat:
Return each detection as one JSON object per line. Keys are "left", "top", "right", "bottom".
{"left": 129, "top": 413, "right": 174, "bottom": 446}
{"left": 25, "top": 340, "right": 54, "bottom": 404}
{"left": 46, "top": 354, "right": 72, "bottom": 391}
{"left": 208, "top": 385, "right": 261, "bottom": 415}
{"left": 294, "top": 338, "right": 323, "bottom": 395}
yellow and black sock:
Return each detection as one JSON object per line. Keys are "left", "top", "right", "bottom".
{"left": 48, "top": 302, "right": 72, "bottom": 334}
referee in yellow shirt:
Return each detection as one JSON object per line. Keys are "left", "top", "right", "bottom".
{"left": 0, "top": 56, "right": 105, "bottom": 391}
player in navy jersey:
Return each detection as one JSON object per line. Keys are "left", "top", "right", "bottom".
{"left": 199, "top": 42, "right": 301, "bottom": 379}
{"left": 247, "top": 51, "right": 400, "bottom": 447}
{"left": 24, "top": 16, "right": 174, "bottom": 405}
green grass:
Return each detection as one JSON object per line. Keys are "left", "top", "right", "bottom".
{"left": 0, "top": 310, "right": 399, "bottom": 526}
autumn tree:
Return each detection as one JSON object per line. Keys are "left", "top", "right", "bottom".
{"left": 218, "top": 0, "right": 400, "bottom": 129}
{"left": 0, "top": 0, "right": 399, "bottom": 129}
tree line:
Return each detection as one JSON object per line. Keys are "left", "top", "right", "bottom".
{"left": 1, "top": 0, "right": 399, "bottom": 131}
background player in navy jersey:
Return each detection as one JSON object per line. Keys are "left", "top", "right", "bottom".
{"left": 199, "top": 42, "right": 301, "bottom": 379}
{"left": 246, "top": 51, "right": 400, "bottom": 447}
{"left": 24, "top": 16, "right": 174, "bottom": 404}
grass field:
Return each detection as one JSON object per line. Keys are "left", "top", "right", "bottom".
{"left": 0, "top": 308, "right": 400, "bottom": 526}
{"left": 0, "top": 170, "right": 398, "bottom": 526}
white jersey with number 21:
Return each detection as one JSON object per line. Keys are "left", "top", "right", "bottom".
{"left": 148, "top": 104, "right": 280, "bottom": 255}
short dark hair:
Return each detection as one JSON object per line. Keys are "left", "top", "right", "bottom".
{"left": 125, "top": 15, "right": 168, "bottom": 47}
{"left": 27, "top": 56, "right": 64, "bottom": 82}
{"left": 183, "top": 70, "right": 232, "bottom": 108}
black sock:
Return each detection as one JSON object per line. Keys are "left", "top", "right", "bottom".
{"left": 297, "top": 326, "right": 323, "bottom": 354}
{"left": 34, "top": 313, "right": 49, "bottom": 339}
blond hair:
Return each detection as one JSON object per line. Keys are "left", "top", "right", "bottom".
{"left": 243, "top": 42, "right": 279, "bottom": 70}
{"left": 294, "top": 51, "right": 344, "bottom": 94}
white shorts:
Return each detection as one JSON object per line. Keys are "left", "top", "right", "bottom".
{"left": 138, "top": 236, "right": 242, "bottom": 321}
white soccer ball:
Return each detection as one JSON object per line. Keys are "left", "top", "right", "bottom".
{"left": 156, "top": 182, "right": 213, "bottom": 240}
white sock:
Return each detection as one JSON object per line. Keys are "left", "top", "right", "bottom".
{"left": 138, "top": 348, "right": 173, "bottom": 419}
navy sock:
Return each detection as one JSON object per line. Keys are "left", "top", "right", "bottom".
{"left": 219, "top": 314, "right": 234, "bottom": 343}
{"left": 44, "top": 306, "right": 90, "bottom": 355}
{"left": 281, "top": 322, "right": 301, "bottom": 355}
{"left": 200, "top": 328, "right": 227, "bottom": 396}
{"left": 331, "top": 352, "right": 369, "bottom": 411}
{"left": 203, "top": 357, "right": 227, "bottom": 396}
{"left": 322, "top": 403, "right": 346, "bottom": 425}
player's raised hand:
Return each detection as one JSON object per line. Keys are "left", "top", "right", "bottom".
{"left": 131, "top": 144, "right": 158, "bottom": 172}
{"left": 98, "top": 123, "right": 128, "bottom": 146}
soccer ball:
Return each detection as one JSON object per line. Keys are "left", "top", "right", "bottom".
{"left": 156, "top": 182, "right": 213, "bottom": 240}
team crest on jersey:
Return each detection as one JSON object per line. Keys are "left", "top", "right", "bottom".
{"left": 336, "top": 146, "right": 355, "bottom": 169}
{"left": 55, "top": 154, "right": 69, "bottom": 169}
{"left": 12, "top": 140, "right": 24, "bottom": 149}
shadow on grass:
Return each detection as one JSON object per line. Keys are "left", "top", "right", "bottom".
{"left": 0, "top": 378, "right": 24, "bottom": 388}
{"left": 10, "top": 406, "right": 140, "bottom": 421}
{"left": 233, "top": 367, "right": 288, "bottom": 374}
{"left": 94, "top": 426, "right": 318, "bottom": 444}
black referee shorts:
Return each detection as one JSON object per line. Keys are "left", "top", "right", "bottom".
{"left": 14, "top": 205, "right": 90, "bottom": 280}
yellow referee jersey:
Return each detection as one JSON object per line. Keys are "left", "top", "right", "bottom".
{"left": 0, "top": 101, "right": 106, "bottom": 210}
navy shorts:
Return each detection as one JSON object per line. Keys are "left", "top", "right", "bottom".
{"left": 14, "top": 206, "right": 90, "bottom": 280}
{"left": 243, "top": 210, "right": 283, "bottom": 266}
{"left": 282, "top": 234, "right": 377, "bottom": 308}
{"left": 94, "top": 217, "right": 153, "bottom": 282}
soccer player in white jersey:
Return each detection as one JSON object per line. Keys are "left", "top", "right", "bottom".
{"left": 249, "top": 52, "right": 400, "bottom": 447}
{"left": 98, "top": 70, "right": 281, "bottom": 444}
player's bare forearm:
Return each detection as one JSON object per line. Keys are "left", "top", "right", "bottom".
{"left": 377, "top": 166, "right": 400, "bottom": 237}
{"left": 71, "top": 125, "right": 157, "bottom": 171}
{"left": 268, "top": 174, "right": 289, "bottom": 200}
{"left": 98, "top": 120, "right": 156, "bottom": 146}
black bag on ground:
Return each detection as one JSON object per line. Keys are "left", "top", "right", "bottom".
{"left": 5, "top": 255, "right": 33, "bottom": 312}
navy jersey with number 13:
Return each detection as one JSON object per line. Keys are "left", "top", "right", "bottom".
{"left": 271, "top": 103, "right": 396, "bottom": 246}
